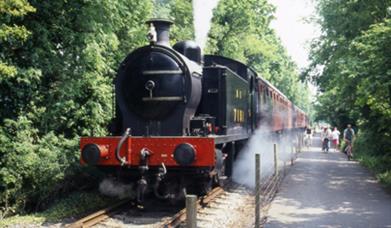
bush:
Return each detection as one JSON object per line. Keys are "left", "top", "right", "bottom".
{"left": 0, "top": 191, "right": 113, "bottom": 227}
{"left": 0, "top": 117, "right": 80, "bottom": 218}
{"left": 354, "top": 130, "right": 391, "bottom": 189}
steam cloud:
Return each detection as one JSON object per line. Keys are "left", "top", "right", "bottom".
{"left": 193, "top": 0, "right": 220, "bottom": 51}
{"left": 99, "top": 178, "right": 135, "bottom": 199}
{"left": 232, "top": 110, "right": 299, "bottom": 188}
{"left": 151, "top": 0, "right": 219, "bottom": 51}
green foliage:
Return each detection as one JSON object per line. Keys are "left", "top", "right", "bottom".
{"left": 354, "top": 131, "right": 391, "bottom": 189}
{"left": 0, "top": 191, "right": 113, "bottom": 226}
{"left": 206, "top": 0, "right": 312, "bottom": 111}
{"left": 0, "top": 117, "right": 79, "bottom": 217}
{"left": 309, "top": 0, "right": 391, "bottom": 151}
{"left": 169, "top": 0, "right": 194, "bottom": 42}
{"left": 206, "top": 0, "right": 275, "bottom": 62}
{"left": 0, "top": 0, "right": 35, "bottom": 81}
{"left": 151, "top": 0, "right": 194, "bottom": 42}
{"left": 0, "top": 0, "right": 35, "bottom": 16}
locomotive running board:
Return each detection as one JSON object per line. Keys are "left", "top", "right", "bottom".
{"left": 211, "top": 134, "right": 250, "bottom": 144}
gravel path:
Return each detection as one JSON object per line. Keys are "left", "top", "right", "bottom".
{"left": 196, "top": 186, "right": 254, "bottom": 228}
{"left": 265, "top": 136, "right": 391, "bottom": 228}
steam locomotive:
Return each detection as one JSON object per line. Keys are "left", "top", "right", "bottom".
{"left": 80, "top": 19, "right": 308, "bottom": 203}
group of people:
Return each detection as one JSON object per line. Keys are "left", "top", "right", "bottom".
{"left": 304, "top": 124, "right": 355, "bottom": 156}
{"left": 320, "top": 126, "right": 340, "bottom": 152}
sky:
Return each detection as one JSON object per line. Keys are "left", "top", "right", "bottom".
{"left": 270, "top": 0, "right": 320, "bottom": 69}
{"left": 190, "top": 0, "right": 319, "bottom": 68}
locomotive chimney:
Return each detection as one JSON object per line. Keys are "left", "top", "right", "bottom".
{"left": 146, "top": 19, "right": 173, "bottom": 46}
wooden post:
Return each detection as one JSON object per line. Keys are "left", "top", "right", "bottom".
{"left": 274, "top": 144, "right": 278, "bottom": 177}
{"left": 255, "top": 153, "right": 261, "bottom": 228}
{"left": 186, "top": 195, "right": 197, "bottom": 228}
{"left": 291, "top": 146, "right": 294, "bottom": 166}
{"left": 297, "top": 134, "right": 303, "bottom": 153}
{"left": 297, "top": 135, "right": 301, "bottom": 152}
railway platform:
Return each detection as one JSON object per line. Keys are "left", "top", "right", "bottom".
{"left": 265, "top": 136, "right": 391, "bottom": 227}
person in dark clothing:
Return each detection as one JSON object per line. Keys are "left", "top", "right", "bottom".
{"left": 343, "top": 124, "right": 355, "bottom": 157}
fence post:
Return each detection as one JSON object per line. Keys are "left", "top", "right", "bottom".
{"left": 297, "top": 134, "right": 302, "bottom": 153}
{"left": 291, "top": 146, "right": 294, "bottom": 166}
{"left": 274, "top": 144, "right": 278, "bottom": 177}
{"left": 186, "top": 195, "right": 197, "bottom": 228}
{"left": 255, "top": 153, "right": 261, "bottom": 228}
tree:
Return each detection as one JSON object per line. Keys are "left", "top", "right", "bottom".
{"left": 308, "top": 0, "right": 391, "bottom": 156}
{"left": 348, "top": 19, "right": 391, "bottom": 153}
{"left": 0, "top": 0, "right": 35, "bottom": 79}
{"left": 206, "top": 0, "right": 312, "bottom": 111}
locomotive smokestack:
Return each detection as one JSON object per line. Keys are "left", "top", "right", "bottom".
{"left": 146, "top": 19, "right": 173, "bottom": 46}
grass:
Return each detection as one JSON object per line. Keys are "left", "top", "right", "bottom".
{"left": 355, "top": 150, "right": 391, "bottom": 191}
{"left": 349, "top": 130, "right": 391, "bottom": 191}
{"left": 0, "top": 191, "right": 113, "bottom": 227}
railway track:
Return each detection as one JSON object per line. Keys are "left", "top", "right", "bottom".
{"left": 67, "top": 198, "right": 133, "bottom": 228}
{"left": 67, "top": 187, "right": 225, "bottom": 228}
{"left": 67, "top": 172, "right": 284, "bottom": 228}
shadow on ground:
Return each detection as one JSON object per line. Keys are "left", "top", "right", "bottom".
{"left": 265, "top": 136, "right": 391, "bottom": 227}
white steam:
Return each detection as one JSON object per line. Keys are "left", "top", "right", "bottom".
{"left": 99, "top": 178, "right": 135, "bottom": 199}
{"left": 233, "top": 128, "right": 274, "bottom": 188}
{"left": 193, "top": 0, "right": 220, "bottom": 51}
{"left": 233, "top": 112, "right": 298, "bottom": 188}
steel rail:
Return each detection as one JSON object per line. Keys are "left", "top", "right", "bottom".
{"left": 67, "top": 198, "right": 132, "bottom": 228}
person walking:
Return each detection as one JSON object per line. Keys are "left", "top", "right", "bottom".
{"left": 304, "top": 126, "right": 312, "bottom": 147}
{"left": 327, "top": 127, "right": 332, "bottom": 151}
{"left": 321, "top": 127, "right": 332, "bottom": 152}
{"left": 331, "top": 127, "right": 340, "bottom": 152}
